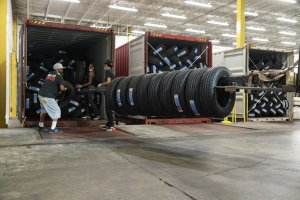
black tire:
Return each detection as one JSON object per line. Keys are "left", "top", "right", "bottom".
{"left": 106, "top": 77, "right": 124, "bottom": 112}
{"left": 177, "top": 47, "right": 189, "bottom": 58}
{"left": 200, "top": 67, "right": 235, "bottom": 118}
{"left": 188, "top": 47, "right": 201, "bottom": 60}
{"left": 127, "top": 75, "right": 144, "bottom": 115}
{"left": 57, "top": 81, "right": 75, "bottom": 109}
{"left": 170, "top": 55, "right": 183, "bottom": 68}
{"left": 147, "top": 72, "right": 168, "bottom": 116}
{"left": 170, "top": 70, "right": 194, "bottom": 116}
{"left": 159, "top": 71, "right": 181, "bottom": 116}
{"left": 165, "top": 45, "right": 178, "bottom": 57}
{"left": 115, "top": 76, "right": 136, "bottom": 115}
{"left": 185, "top": 68, "right": 208, "bottom": 116}
{"left": 148, "top": 56, "right": 164, "bottom": 68}
{"left": 136, "top": 74, "right": 156, "bottom": 115}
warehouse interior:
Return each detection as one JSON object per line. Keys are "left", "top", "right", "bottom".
{"left": 1, "top": 0, "right": 300, "bottom": 200}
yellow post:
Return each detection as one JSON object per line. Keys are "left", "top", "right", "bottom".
{"left": 236, "top": 0, "right": 245, "bottom": 48}
{"left": 128, "top": 26, "right": 133, "bottom": 41}
{"left": 10, "top": 15, "right": 17, "bottom": 118}
{"left": 237, "top": 0, "right": 246, "bottom": 123}
{"left": 0, "top": 0, "right": 7, "bottom": 127}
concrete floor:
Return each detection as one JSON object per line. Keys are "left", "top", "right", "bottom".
{"left": 1, "top": 122, "right": 300, "bottom": 200}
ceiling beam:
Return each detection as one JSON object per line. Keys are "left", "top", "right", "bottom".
{"left": 45, "top": 0, "right": 53, "bottom": 20}
{"left": 77, "top": 0, "right": 98, "bottom": 25}
{"left": 61, "top": 3, "right": 72, "bottom": 23}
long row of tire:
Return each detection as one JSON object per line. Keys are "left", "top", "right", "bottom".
{"left": 106, "top": 67, "right": 235, "bottom": 118}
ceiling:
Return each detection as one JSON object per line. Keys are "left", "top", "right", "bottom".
{"left": 14, "top": 0, "right": 300, "bottom": 50}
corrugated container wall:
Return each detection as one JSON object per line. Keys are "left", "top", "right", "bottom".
{"left": 115, "top": 32, "right": 212, "bottom": 76}
{"left": 115, "top": 43, "right": 129, "bottom": 77}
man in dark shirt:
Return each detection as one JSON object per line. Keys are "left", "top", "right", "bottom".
{"left": 75, "top": 63, "right": 100, "bottom": 120}
{"left": 98, "top": 59, "right": 115, "bottom": 131}
{"left": 38, "top": 63, "right": 67, "bottom": 134}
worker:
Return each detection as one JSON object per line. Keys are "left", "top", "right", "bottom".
{"left": 38, "top": 63, "right": 67, "bottom": 134}
{"left": 75, "top": 63, "right": 100, "bottom": 120}
{"left": 98, "top": 59, "right": 115, "bottom": 131}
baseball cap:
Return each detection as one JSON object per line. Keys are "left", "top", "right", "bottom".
{"left": 53, "top": 63, "right": 66, "bottom": 70}
{"left": 104, "top": 59, "right": 113, "bottom": 67}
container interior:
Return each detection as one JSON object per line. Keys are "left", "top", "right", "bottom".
{"left": 24, "top": 25, "right": 112, "bottom": 119}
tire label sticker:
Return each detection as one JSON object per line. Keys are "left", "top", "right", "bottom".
{"left": 26, "top": 98, "right": 30, "bottom": 109}
{"left": 33, "top": 93, "right": 38, "bottom": 103}
{"left": 68, "top": 107, "right": 76, "bottom": 112}
{"left": 116, "top": 89, "right": 122, "bottom": 106}
{"left": 189, "top": 100, "right": 200, "bottom": 115}
{"left": 174, "top": 94, "right": 183, "bottom": 112}
{"left": 70, "top": 100, "right": 79, "bottom": 106}
{"left": 128, "top": 88, "right": 134, "bottom": 105}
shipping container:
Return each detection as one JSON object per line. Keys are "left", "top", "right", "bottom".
{"left": 115, "top": 32, "right": 212, "bottom": 76}
{"left": 19, "top": 19, "right": 114, "bottom": 125}
{"left": 213, "top": 44, "right": 294, "bottom": 121}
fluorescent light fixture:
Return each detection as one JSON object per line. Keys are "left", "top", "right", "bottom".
{"left": 185, "top": 28, "right": 205, "bottom": 34}
{"left": 207, "top": 20, "right": 229, "bottom": 26}
{"left": 161, "top": 13, "right": 187, "bottom": 19}
{"left": 90, "top": 24, "right": 110, "bottom": 28}
{"left": 210, "top": 39, "right": 220, "bottom": 44}
{"left": 144, "top": 22, "right": 167, "bottom": 28}
{"left": 222, "top": 33, "right": 236, "bottom": 38}
{"left": 232, "top": 42, "right": 237, "bottom": 46}
{"left": 246, "top": 26, "right": 265, "bottom": 31}
{"left": 276, "top": 17, "right": 297, "bottom": 23}
{"left": 253, "top": 37, "right": 269, "bottom": 42}
{"left": 278, "top": 0, "right": 296, "bottom": 3}
{"left": 108, "top": 4, "right": 138, "bottom": 12}
{"left": 58, "top": 0, "right": 80, "bottom": 3}
{"left": 184, "top": 0, "right": 212, "bottom": 8}
{"left": 131, "top": 30, "right": 145, "bottom": 34}
{"left": 281, "top": 41, "right": 296, "bottom": 45}
{"left": 279, "top": 31, "right": 297, "bottom": 36}
{"left": 234, "top": 10, "right": 258, "bottom": 16}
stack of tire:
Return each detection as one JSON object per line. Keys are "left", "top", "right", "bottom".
{"left": 248, "top": 90, "right": 289, "bottom": 118}
{"left": 247, "top": 54, "right": 288, "bottom": 118}
{"left": 106, "top": 67, "right": 235, "bottom": 118}
{"left": 147, "top": 44, "right": 207, "bottom": 74}
{"left": 25, "top": 50, "right": 96, "bottom": 118}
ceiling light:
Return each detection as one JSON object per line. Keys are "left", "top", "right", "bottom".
{"left": 253, "top": 37, "right": 269, "bottom": 42}
{"left": 278, "top": 0, "right": 296, "bottom": 3}
{"left": 144, "top": 22, "right": 167, "bottom": 28}
{"left": 184, "top": 1, "right": 212, "bottom": 8}
{"left": 232, "top": 42, "right": 237, "bottom": 46}
{"left": 90, "top": 24, "right": 110, "bottom": 28}
{"left": 279, "top": 31, "right": 297, "bottom": 36}
{"left": 58, "top": 0, "right": 80, "bottom": 3}
{"left": 210, "top": 40, "right": 220, "bottom": 44}
{"left": 161, "top": 13, "right": 187, "bottom": 19}
{"left": 131, "top": 30, "right": 145, "bottom": 34}
{"left": 207, "top": 20, "right": 229, "bottom": 26}
{"left": 185, "top": 28, "right": 205, "bottom": 34}
{"left": 276, "top": 17, "right": 297, "bottom": 23}
{"left": 234, "top": 10, "right": 258, "bottom": 16}
{"left": 222, "top": 33, "right": 236, "bottom": 38}
{"left": 281, "top": 41, "right": 296, "bottom": 45}
{"left": 246, "top": 26, "right": 265, "bottom": 31}
{"left": 108, "top": 4, "right": 138, "bottom": 12}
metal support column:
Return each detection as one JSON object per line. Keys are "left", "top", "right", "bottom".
{"left": 10, "top": 16, "right": 17, "bottom": 118}
{"left": 0, "top": 0, "right": 7, "bottom": 127}
{"left": 236, "top": 0, "right": 246, "bottom": 122}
